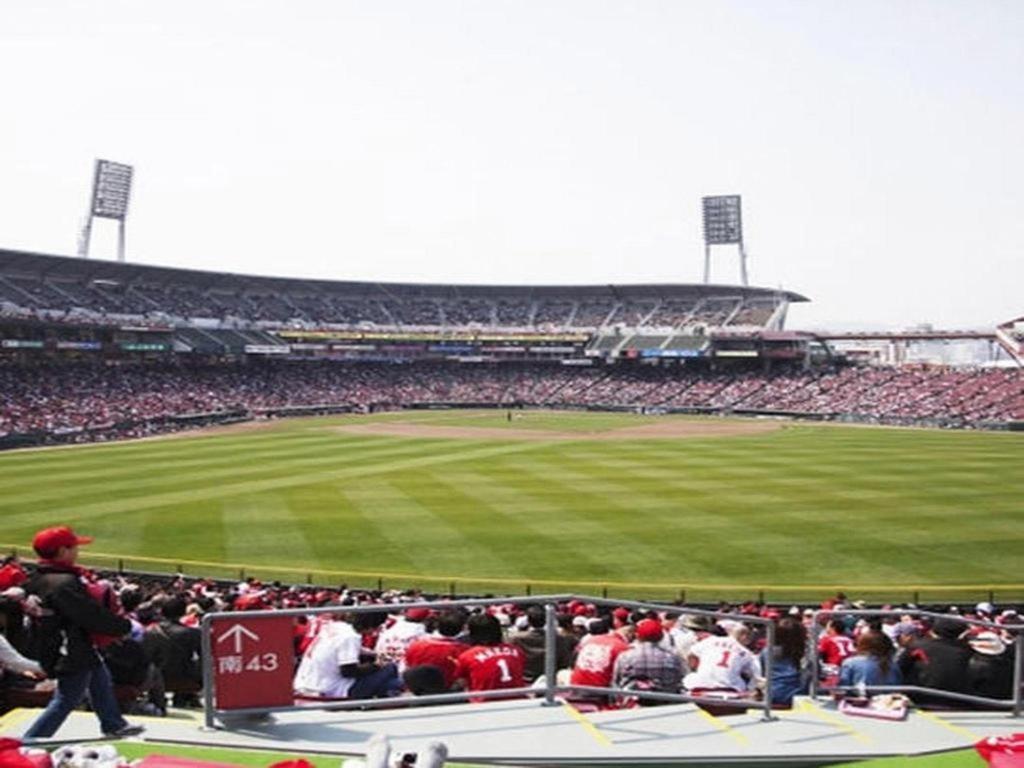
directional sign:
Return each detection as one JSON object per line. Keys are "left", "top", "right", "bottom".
{"left": 217, "top": 623, "right": 260, "bottom": 654}
{"left": 210, "top": 615, "right": 295, "bottom": 710}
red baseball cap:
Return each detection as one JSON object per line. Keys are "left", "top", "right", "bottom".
{"left": 32, "top": 526, "right": 94, "bottom": 557}
{"left": 635, "top": 618, "right": 664, "bottom": 642}
{"left": 405, "top": 608, "right": 430, "bottom": 621}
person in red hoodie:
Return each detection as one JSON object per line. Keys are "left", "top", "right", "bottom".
{"left": 23, "top": 526, "right": 143, "bottom": 739}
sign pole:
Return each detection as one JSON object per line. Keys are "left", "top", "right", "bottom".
{"left": 201, "top": 614, "right": 217, "bottom": 730}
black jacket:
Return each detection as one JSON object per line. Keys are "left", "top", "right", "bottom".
{"left": 27, "top": 564, "right": 131, "bottom": 677}
{"left": 143, "top": 620, "right": 202, "bottom": 684}
{"left": 898, "top": 635, "right": 972, "bottom": 706}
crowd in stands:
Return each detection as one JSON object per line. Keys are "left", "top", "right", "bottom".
{"left": 1, "top": 361, "right": 1020, "bottom": 440}
{"left": 1, "top": 273, "right": 776, "bottom": 331}
{"left": 1, "top": 555, "right": 1019, "bottom": 718}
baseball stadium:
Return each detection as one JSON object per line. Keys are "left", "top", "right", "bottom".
{"left": 1, "top": 212, "right": 1023, "bottom": 767}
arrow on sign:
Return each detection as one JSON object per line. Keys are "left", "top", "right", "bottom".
{"left": 216, "top": 624, "right": 260, "bottom": 654}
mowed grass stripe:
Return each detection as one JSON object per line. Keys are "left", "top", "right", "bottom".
{"left": 340, "top": 478, "right": 504, "bottom": 577}
{"left": 483, "top": 455, "right": 690, "bottom": 580}
{"left": 222, "top": 494, "right": 318, "bottom": 567}
{"left": 531, "top": 440, "right": 1020, "bottom": 585}
{"left": 0, "top": 436, "right": 466, "bottom": 510}
{"left": 434, "top": 469, "right": 615, "bottom": 579}
{"left": 0, "top": 430, "right": 353, "bottom": 490}
{"left": 1, "top": 440, "right": 551, "bottom": 539}
{"left": 0, "top": 424, "right": 326, "bottom": 468}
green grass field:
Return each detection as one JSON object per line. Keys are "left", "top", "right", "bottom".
{"left": 2, "top": 410, "right": 1022, "bottom": 602}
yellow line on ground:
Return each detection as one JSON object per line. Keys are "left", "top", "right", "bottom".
{"left": 0, "top": 708, "right": 33, "bottom": 734}
{"left": 1, "top": 543, "right": 1021, "bottom": 593}
{"left": 561, "top": 701, "right": 613, "bottom": 747}
{"left": 793, "top": 700, "right": 872, "bottom": 745}
{"left": 696, "top": 708, "right": 750, "bottom": 747}
{"left": 915, "top": 709, "right": 980, "bottom": 741}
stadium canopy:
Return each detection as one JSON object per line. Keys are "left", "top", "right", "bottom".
{"left": 0, "top": 247, "right": 808, "bottom": 303}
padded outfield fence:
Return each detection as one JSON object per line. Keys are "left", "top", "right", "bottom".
{"left": 6, "top": 545, "right": 1024, "bottom": 604}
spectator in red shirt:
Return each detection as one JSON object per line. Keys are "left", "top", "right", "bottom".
{"left": 569, "top": 618, "right": 632, "bottom": 702}
{"left": 403, "top": 610, "right": 470, "bottom": 695}
{"left": 818, "top": 618, "right": 855, "bottom": 681}
{"left": 453, "top": 613, "right": 526, "bottom": 702}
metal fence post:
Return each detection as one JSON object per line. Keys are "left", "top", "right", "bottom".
{"left": 543, "top": 603, "right": 558, "bottom": 706}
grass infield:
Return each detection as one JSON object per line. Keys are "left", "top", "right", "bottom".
{"left": 1, "top": 410, "right": 1021, "bottom": 602}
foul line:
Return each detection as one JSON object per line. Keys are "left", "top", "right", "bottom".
{"left": 2, "top": 543, "right": 1022, "bottom": 594}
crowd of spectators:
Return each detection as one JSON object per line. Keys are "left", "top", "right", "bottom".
{"left": 1, "top": 274, "right": 775, "bottom": 331}
{"left": 1, "top": 361, "right": 1021, "bottom": 440}
{"left": 1, "top": 556, "right": 1019, "bottom": 718}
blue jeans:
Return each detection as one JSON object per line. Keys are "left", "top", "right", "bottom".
{"left": 24, "top": 662, "right": 128, "bottom": 738}
{"left": 349, "top": 663, "right": 402, "bottom": 699}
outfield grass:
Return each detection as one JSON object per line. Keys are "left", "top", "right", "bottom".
{"left": 1, "top": 410, "right": 1022, "bottom": 602}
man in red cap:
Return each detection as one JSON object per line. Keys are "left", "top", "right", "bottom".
{"left": 23, "top": 526, "right": 143, "bottom": 739}
{"left": 612, "top": 618, "right": 682, "bottom": 701}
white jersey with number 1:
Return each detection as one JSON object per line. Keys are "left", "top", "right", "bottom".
{"left": 684, "top": 635, "right": 761, "bottom": 692}
{"left": 293, "top": 620, "right": 362, "bottom": 698}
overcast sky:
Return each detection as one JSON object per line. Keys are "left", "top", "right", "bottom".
{"left": 1, "top": 1, "right": 1021, "bottom": 330}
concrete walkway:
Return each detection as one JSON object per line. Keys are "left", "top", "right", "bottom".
{"left": 2, "top": 698, "right": 1018, "bottom": 766}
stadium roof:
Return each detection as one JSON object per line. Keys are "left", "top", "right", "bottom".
{"left": 0, "top": 248, "right": 809, "bottom": 302}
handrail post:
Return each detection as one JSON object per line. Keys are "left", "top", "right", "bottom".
{"left": 762, "top": 620, "right": 775, "bottom": 721}
{"left": 1014, "top": 629, "right": 1023, "bottom": 718}
{"left": 808, "top": 611, "right": 821, "bottom": 700}
{"left": 543, "top": 602, "right": 558, "bottom": 706}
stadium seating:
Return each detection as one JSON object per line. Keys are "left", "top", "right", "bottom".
{"left": 2, "top": 361, "right": 1020, "bottom": 443}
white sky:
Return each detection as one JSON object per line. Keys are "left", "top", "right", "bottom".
{"left": 1, "top": 0, "right": 1021, "bottom": 330}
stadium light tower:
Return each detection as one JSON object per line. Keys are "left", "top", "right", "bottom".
{"left": 77, "top": 159, "right": 134, "bottom": 262}
{"left": 701, "top": 195, "right": 748, "bottom": 286}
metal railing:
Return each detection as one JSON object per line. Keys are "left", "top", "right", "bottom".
{"left": 808, "top": 608, "right": 1023, "bottom": 716}
{"left": 200, "top": 594, "right": 779, "bottom": 728}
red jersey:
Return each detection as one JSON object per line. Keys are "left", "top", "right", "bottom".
{"left": 454, "top": 643, "right": 526, "bottom": 701}
{"left": 570, "top": 633, "right": 629, "bottom": 688}
{"left": 818, "top": 633, "right": 855, "bottom": 666}
{"left": 405, "top": 636, "right": 470, "bottom": 688}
